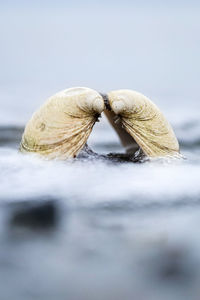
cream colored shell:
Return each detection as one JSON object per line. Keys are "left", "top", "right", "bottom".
{"left": 20, "top": 87, "right": 105, "bottom": 159}
{"left": 107, "top": 89, "right": 180, "bottom": 157}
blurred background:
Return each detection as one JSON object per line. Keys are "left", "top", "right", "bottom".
{"left": 0, "top": 1, "right": 200, "bottom": 300}
{"left": 1, "top": 0, "right": 200, "bottom": 125}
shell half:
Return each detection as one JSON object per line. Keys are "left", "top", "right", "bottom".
{"left": 20, "top": 87, "right": 105, "bottom": 159}
{"left": 107, "top": 89, "right": 180, "bottom": 158}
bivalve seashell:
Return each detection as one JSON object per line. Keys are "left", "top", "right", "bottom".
{"left": 106, "top": 89, "right": 180, "bottom": 158}
{"left": 20, "top": 87, "right": 105, "bottom": 159}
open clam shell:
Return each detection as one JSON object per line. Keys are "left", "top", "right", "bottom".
{"left": 20, "top": 87, "right": 105, "bottom": 159}
{"left": 105, "top": 89, "right": 180, "bottom": 158}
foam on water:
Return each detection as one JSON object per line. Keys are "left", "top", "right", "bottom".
{"left": 0, "top": 122, "right": 199, "bottom": 210}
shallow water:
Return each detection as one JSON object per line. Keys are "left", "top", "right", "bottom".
{"left": 0, "top": 117, "right": 200, "bottom": 300}
{"left": 1, "top": 1, "right": 200, "bottom": 300}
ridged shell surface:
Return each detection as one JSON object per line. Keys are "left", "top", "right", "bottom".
{"left": 107, "top": 89, "right": 180, "bottom": 157}
{"left": 20, "top": 87, "right": 104, "bottom": 159}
